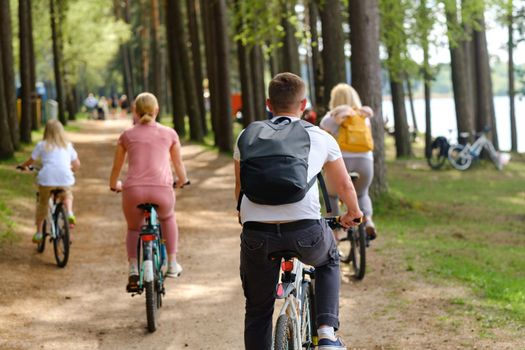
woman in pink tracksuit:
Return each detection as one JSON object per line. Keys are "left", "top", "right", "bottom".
{"left": 109, "top": 92, "right": 188, "bottom": 289}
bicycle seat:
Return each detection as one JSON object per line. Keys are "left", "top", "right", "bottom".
{"left": 50, "top": 189, "right": 65, "bottom": 196}
{"left": 137, "top": 203, "right": 159, "bottom": 210}
{"left": 268, "top": 250, "right": 301, "bottom": 261}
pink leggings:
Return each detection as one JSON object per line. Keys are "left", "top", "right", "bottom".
{"left": 122, "top": 186, "right": 178, "bottom": 260}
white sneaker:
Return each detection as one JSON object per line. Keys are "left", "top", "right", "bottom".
{"left": 166, "top": 261, "right": 183, "bottom": 278}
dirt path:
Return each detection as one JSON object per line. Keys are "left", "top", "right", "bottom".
{"left": 0, "top": 120, "right": 522, "bottom": 350}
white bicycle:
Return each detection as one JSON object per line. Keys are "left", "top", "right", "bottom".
{"left": 447, "top": 129, "right": 509, "bottom": 171}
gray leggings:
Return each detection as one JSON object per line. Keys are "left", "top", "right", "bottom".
{"left": 328, "top": 156, "right": 374, "bottom": 218}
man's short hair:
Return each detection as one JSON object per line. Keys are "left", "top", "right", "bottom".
{"left": 268, "top": 73, "right": 305, "bottom": 112}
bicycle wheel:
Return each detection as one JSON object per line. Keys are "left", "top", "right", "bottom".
{"left": 350, "top": 224, "right": 366, "bottom": 280}
{"left": 427, "top": 138, "right": 448, "bottom": 170}
{"left": 37, "top": 220, "right": 47, "bottom": 253}
{"left": 300, "top": 282, "right": 317, "bottom": 349}
{"left": 336, "top": 230, "right": 352, "bottom": 264}
{"left": 274, "top": 314, "right": 296, "bottom": 350}
{"left": 145, "top": 278, "right": 158, "bottom": 332}
{"left": 448, "top": 144, "right": 472, "bottom": 171}
{"left": 53, "top": 204, "right": 70, "bottom": 268}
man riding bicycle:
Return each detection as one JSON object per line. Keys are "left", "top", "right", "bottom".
{"left": 234, "top": 73, "right": 362, "bottom": 350}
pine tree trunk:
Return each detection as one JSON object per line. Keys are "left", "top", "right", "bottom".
{"left": 473, "top": 11, "right": 498, "bottom": 149}
{"left": 309, "top": 0, "right": 323, "bottom": 116}
{"left": 445, "top": 0, "right": 474, "bottom": 142}
{"left": 235, "top": 0, "right": 255, "bottom": 127}
{"left": 115, "top": 0, "right": 134, "bottom": 101}
{"left": 165, "top": 0, "right": 187, "bottom": 135}
{"left": 508, "top": 2, "right": 517, "bottom": 152}
{"left": 27, "top": 0, "right": 38, "bottom": 127}
{"left": 280, "top": 1, "right": 300, "bottom": 75}
{"left": 423, "top": 47, "right": 432, "bottom": 159}
{"left": 390, "top": 80, "right": 412, "bottom": 157}
{"left": 201, "top": 0, "right": 219, "bottom": 139}
{"left": 405, "top": 74, "right": 418, "bottom": 134}
{"left": 173, "top": 0, "right": 203, "bottom": 141}
{"left": 50, "top": 0, "right": 66, "bottom": 125}
{"left": 349, "top": 0, "right": 387, "bottom": 198}
{"left": 320, "top": 0, "right": 346, "bottom": 109}
{"left": 20, "top": 0, "right": 33, "bottom": 141}
{"left": 0, "top": 0, "right": 20, "bottom": 149}
{"left": 150, "top": 0, "right": 163, "bottom": 121}
{"left": 140, "top": 0, "right": 150, "bottom": 92}
{"left": 0, "top": 35, "right": 15, "bottom": 158}
{"left": 251, "top": 45, "right": 266, "bottom": 121}
{"left": 187, "top": 0, "right": 207, "bottom": 133}
{"left": 213, "top": 0, "right": 233, "bottom": 151}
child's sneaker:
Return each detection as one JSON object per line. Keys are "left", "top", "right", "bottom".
{"left": 32, "top": 232, "right": 43, "bottom": 244}
{"left": 126, "top": 262, "right": 139, "bottom": 293}
{"left": 318, "top": 336, "right": 347, "bottom": 350}
{"left": 166, "top": 261, "right": 183, "bottom": 278}
{"left": 68, "top": 214, "right": 76, "bottom": 227}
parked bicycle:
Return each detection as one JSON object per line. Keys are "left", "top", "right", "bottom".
{"left": 271, "top": 250, "right": 317, "bottom": 350}
{"left": 448, "top": 128, "right": 508, "bottom": 171}
{"left": 17, "top": 165, "right": 70, "bottom": 267}
{"left": 117, "top": 180, "right": 189, "bottom": 332}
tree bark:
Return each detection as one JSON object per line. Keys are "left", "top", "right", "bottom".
{"left": 150, "top": 0, "right": 164, "bottom": 121}
{"left": 508, "top": 1, "right": 517, "bottom": 152}
{"left": 173, "top": 0, "right": 203, "bottom": 141}
{"left": 187, "top": 0, "right": 207, "bottom": 133}
{"left": 50, "top": 0, "right": 66, "bottom": 125}
{"left": 280, "top": 1, "right": 301, "bottom": 75}
{"left": 390, "top": 80, "right": 412, "bottom": 157}
{"left": 201, "top": 0, "right": 219, "bottom": 139}
{"left": 115, "top": 0, "right": 134, "bottom": 101}
{"left": 251, "top": 45, "right": 266, "bottom": 121}
{"left": 165, "top": 0, "right": 187, "bottom": 136}
{"left": 235, "top": 0, "right": 255, "bottom": 127}
{"left": 349, "top": 0, "right": 387, "bottom": 198}
{"left": 473, "top": 11, "right": 498, "bottom": 149}
{"left": 405, "top": 75, "right": 418, "bottom": 134}
{"left": 423, "top": 44, "right": 432, "bottom": 159}
{"left": 140, "top": 0, "right": 150, "bottom": 92}
{"left": 212, "top": 0, "right": 233, "bottom": 151}
{"left": 0, "top": 0, "right": 20, "bottom": 149}
{"left": 20, "top": 0, "right": 34, "bottom": 141}
{"left": 309, "top": 0, "right": 323, "bottom": 115}
{"left": 0, "top": 35, "right": 15, "bottom": 158}
{"left": 445, "top": 0, "right": 474, "bottom": 142}
{"left": 319, "top": 0, "right": 346, "bottom": 109}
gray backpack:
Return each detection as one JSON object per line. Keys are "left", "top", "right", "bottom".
{"left": 237, "top": 117, "right": 319, "bottom": 206}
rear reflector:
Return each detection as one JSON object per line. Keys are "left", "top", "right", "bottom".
{"left": 282, "top": 260, "right": 294, "bottom": 272}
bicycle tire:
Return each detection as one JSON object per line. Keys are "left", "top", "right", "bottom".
{"left": 37, "top": 220, "right": 47, "bottom": 253}
{"left": 305, "top": 282, "right": 317, "bottom": 349}
{"left": 336, "top": 230, "right": 352, "bottom": 264}
{"left": 274, "top": 314, "right": 296, "bottom": 350}
{"left": 427, "top": 138, "right": 448, "bottom": 170}
{"left": 145, "top": 279, "right": 157, "bottom": 332}
{"left": 448, "top": 144, "right": 472, "bottom": 171}
{"left": 350, "top": 224, "right": 366, "bottom": 280}
{"left": 53, "top": 204, "right": 70, "bottom": 268}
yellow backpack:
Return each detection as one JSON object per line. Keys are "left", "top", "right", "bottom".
{"left": 336, "top": 114, "right": 374, "bottom": 152}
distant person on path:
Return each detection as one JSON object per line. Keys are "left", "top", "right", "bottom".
{"left": 109, "top": 92, "right": 189, "bottom": 290}
{"left": 18, "top": 119, "right": 80, "bottom": 243}
{"left": 320, "top": 83, "right": 377, "bottom": 240}
{"left": 119, "top": 94, "right": 130, "bottom": 118}
{"left": 234, "top": 73, "right": 362, "bottom": 350}
{"left": 84, "top": 93, "right": 98, "bottom": 119}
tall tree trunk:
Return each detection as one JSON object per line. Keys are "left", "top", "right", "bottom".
{"left": 165, "top": 0, "right": 186, "bottom": 136}
{"left": 0, "top": 35, "right": 15, "bottom": 158}
{"left": 445, "top": 0, "right": 474, "bottom": 142}
{"left": 390, "top": 80, "right": 412, "bottom": 157}
{"left": 213, "top": 0, "right": 233, "bottom": 152}
{"left": 473, "top": 10, "right": 498, "bottom": 149}
{"left": 405, "top": 74, "right": 418, "bottom": 134}
{"left": 349, "top": 0, "right": 387, "bottom": 198}
{"left": 235, "top": 0, "right": 255, "bottom": 127}
{"left": 173, "top": 0, "right": 203, "bottom": 141}
{"left": 309, "top": 0, "right": 323, "bottom": 116}
{"left": 201, "top": 0, "right": 219, "bottom": 139}
{"left": 0, "top": 0, "right": 20, "bottom": 149}
{"left": 20, "top": 0, "right": 34, "bottom": 141}
{"left": 423, "top": 43, "right": 432, "bottom": 159}
{"left": 115, "top": 0, "right": 134, "bottom": 101}
{"left": 508, "top": 0, "right": 517, "bottom": 152}
{"left": 319, "top": 0, "right": 346, "bottom": 109}
{"left": 140, "top": 0, "right": 150, "bottom": 92}
{"left": 251, "top": 45, "right": 266, "bottom": 121}
{"left": 280, "top": 1, "right": 301, "bottom": 75}
{"left": 27, "top": 0, "right": 38, "bottom": 128}
{"left": 187, "top": 0, "right": 207, "bottom": 133}
{"left": 50, "top": 0, "right": 66, "bottom": 125}
{"left": 150, "top": 0, "right": 163, "bottom": 120}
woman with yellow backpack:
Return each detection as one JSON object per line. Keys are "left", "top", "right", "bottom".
{"left": 320, "top": 83, "right": 377, "bottom": 240}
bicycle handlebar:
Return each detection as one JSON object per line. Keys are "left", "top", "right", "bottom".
{"left": 16, "top": 165, "right": 37, "bottom": 172}
{"left": 325, "top": 216, "right": 363, "bottom": 229}
{"left": 173, "top": 180, "right": 191, "bottom": 189}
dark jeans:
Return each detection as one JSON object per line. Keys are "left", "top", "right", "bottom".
{"left": 240, "top": 219, "right": 340, "bottom": 350}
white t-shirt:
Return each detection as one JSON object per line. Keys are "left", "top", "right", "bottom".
{"left": 234, "top": 116, "right": 342, "bottom": 223}
{"left": 31, "top": 141, "right": 78, "bottom": 187}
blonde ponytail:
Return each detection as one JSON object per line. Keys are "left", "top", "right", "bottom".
{"left": 134, "top": 92, "right": 159, "bottom": 124}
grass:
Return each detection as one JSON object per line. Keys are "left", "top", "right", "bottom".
{"left": 375, "top": 143, "right": 525, "bottom": 325}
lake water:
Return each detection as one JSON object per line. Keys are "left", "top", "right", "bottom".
{"left": 382, "top": 96, "right": 525, "bottom": 152}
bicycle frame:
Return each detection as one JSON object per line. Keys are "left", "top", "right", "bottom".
{"left": 461, "top": 134, "right": 497, "bottom": 159}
